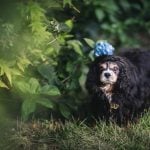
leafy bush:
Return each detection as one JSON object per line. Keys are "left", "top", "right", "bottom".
{"left": 74, "top": 0, "right": 150, "bottom": 47}
{"left": 0, "top": 0, "right": 149, "bottom": 121}
{"left": 0, "top": 0, "right": 90, "bottom": 120}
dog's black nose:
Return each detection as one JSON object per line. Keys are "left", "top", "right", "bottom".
{"left": 104, "top": 72, "right": 111, "bottom": 78}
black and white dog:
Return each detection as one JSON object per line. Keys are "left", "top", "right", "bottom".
{"left": 86, "top": 49, "right": 150, "bottom": 126}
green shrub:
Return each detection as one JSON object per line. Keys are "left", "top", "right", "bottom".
{"left": 0, "top": 0, "right": 149, "bottom": 121}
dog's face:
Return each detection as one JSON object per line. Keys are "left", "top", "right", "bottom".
{"left": 99, "top": 62, "right": 119, "bottom": 85}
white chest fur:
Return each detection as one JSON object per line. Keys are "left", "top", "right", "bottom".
{"left": 100, "top": 84, "right": 113, "bottom": 103}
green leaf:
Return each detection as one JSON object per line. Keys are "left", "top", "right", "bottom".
{"left": 63, "top": 0, "right": 72, "bottom": 7}
{"left": 40, "top": 85, "right": 60, "bottom": 96}
{"left": 101, "top": 23, "right": 111, "bottom": 31}
{"left": 15, "top": 78, "right": 40, "bottom": 94}
{"left": 11, "top": 68, "right": 22, "bottom": 76}
{"left": 22, "top": 99, "right": 36, "bottom": 121}
{"left": 84, "top": 38, "right": 95, "bottom": 48}
{"left": 37, "top": 98, "right": 55, "bottom": 109}
{"left": 2, "top": 65, "right": 12, "bottom": 85}
{"left": 37, "top": 65, "right": 56, "bottom": 84}
{"left": 120, "top": 0, "right": 130, "bottom": 10}
{"left": 95, "top": 9, "right": 105, "bottom": 21}
{"left": 28, "top": 78, "right": 40, "bottom": 94}
{"left": 0, "top": 80, "right": 8, "bottom": 89}
{"left": 79, "top": 73, "right": 87, "bottom": 92}
{"left": 5, "top": 71, "right": 12, "bottom": 85}
{"left": 65, "top": 19, "right": 73, "bottom": 29}
{"left": 17, "top": 56, "right": 31, "bottom": 71}
{"left": 15, "top": 81, "right": 30, "bottom": 93}
{"left": 66, "top": 61, "right": 74, "bottom": 73}
{"left": 59, "top": 104, "right": 71, "bottom": 118}
{"left": 67, "top": 40, "right": 83, "bottom": 56}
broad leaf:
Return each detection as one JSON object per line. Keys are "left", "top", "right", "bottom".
{"left": 15, "top": 78, "right": 40, "bottom": 94}
{"left": 28, "top": 78, "right": 40, "bottom": 94}
{"left": 15, "top": 81, "right": 30, "bottom": 93}
{"left": 37, "top": 98, "right": 55, "bottom": 109}
{"left": 95, "top": 9, "right": 105, "bottom": 21}
{"left": 22, "top": 99, "right": 36, "bottom": 121}
{"left": 59, "top": 104, "right": 71, "bottom": 118}
{"left": 40, "top": 85, "right": 60, "bottom": 96}
{"left": 37, "top": 65, "right": 56, "bottom": 84}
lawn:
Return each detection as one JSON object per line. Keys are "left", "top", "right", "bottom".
{"left": 1, "top": 111, "right": 150, "bottom": 150}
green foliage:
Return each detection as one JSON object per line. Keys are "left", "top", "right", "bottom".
{"left": 0, "top": 0, "right": 149, "bottom": 121}
{"left": 0, "top": 0, "right": 82, "bottom": 120}
{"left": 84, "top": 38, "right": 95, "bottom": 48}
{"left": 0, "top": 1, "right": 70, "bottom": 120}
{"left": 63, "top": 0, "right": 72, "bottom": 7}
{"left": 79, "top": 0, "right": 150, "bottom": 47}
{"left": 14, "top": 77, "right": 60, "bottom": 120}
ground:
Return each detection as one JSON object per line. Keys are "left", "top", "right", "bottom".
{"left": 1, "top": 111, "right": 150, "bottom": 150}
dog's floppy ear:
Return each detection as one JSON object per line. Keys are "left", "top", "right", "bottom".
{"left": 116, "top": 57, "right": 139, "bottom": 95}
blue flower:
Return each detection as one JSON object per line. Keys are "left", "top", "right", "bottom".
{"left": 94, "top": 41, "right": 115, "bottom": 57}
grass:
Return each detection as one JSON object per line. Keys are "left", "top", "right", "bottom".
{"left": 2, "top": 111, "right": 150, "bottom": 150}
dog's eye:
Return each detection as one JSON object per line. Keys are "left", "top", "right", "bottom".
{"left": 99, "top": 66, "right": 105, "bottom": 71}
{"left": 113, "top": 67, "right": 119, "bottom": 71}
